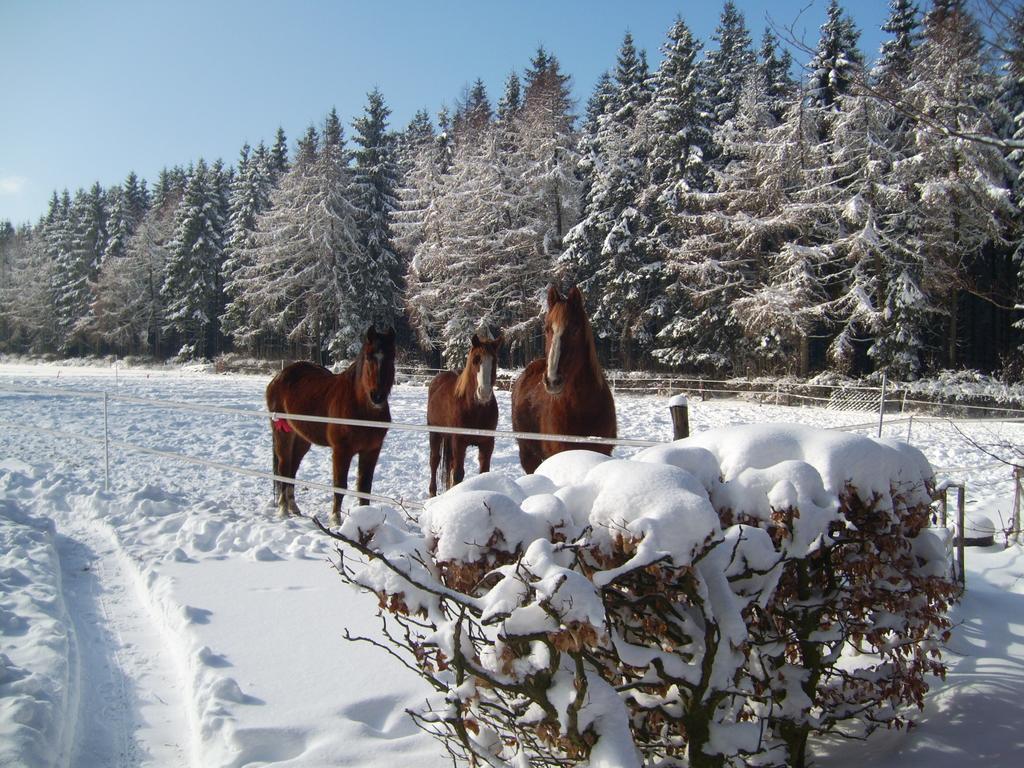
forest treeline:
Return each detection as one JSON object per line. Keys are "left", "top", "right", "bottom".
{"left": 1, "top": 0, "right": 1022, "bottom": 379}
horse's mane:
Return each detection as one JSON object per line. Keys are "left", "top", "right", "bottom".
{"left": 454, "top": 361, "right": 474, "bottom": 400}
{"left": 580, "top": 311, "right": 605, "bottom": 388}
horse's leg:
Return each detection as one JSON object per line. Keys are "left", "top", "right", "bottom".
{"left": 330, "top": 448, "right": 354, "bottom": 527}
{"left": 271, "top": 426, "right": 285, "bottom": 513}
{"left": 518, "top": 438, "right": 543, "bottom": 475}
{"left": 356, "top": 447, "right": 382, "bottom": 507}
{"left": 283, "top": 435, "right": 311, "bottom": 516}
{"left": 478, "top": 437, "right": 495, "bottom": 475}
{"left": 451, "top": 438, "right": 468, "bottom": 487}
{"left": 428, "top": 431, "right": 441, "bottom": 497}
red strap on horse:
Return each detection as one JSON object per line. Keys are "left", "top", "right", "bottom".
{"left": 272, "top": 418, "right": 292, "bottom": 433}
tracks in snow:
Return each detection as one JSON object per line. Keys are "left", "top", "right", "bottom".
{"left": 56, "top": 513, "right": 192, "bottom": 768}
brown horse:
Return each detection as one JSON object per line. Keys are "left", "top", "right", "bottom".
{"left": 511, "top": 285, "right": 616, "bottom": 473}
{"left": 427, "top": 333, "right": 502, "bottom": 496}
{"left": 265, "top": 327, "right": 396, "bottom": 525}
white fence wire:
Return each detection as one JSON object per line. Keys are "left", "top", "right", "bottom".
{"left": 0, "top": 378, "right": 1018, "bottom": 515}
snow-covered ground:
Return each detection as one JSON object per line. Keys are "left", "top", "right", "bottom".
{"left": 0, "top": 361, "right": 1022, "bottom": 767}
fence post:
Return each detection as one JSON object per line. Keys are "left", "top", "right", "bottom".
{"left": 1012, "top": 466, "right": 1022, "bottom": 545}
{"left": 103, "top": 391, "right": 110, "bottom": 492}
{"left": 877, "top": 372, "right": 887, "bottom": 438}
{"left": 906, "top": 414, "right": 914, "bottom": 445}
{"left": 957, "top": 484, "right": 966, "bottom": 588}
{"left": 669, "top": 395, "right": 689, "bottom": 440}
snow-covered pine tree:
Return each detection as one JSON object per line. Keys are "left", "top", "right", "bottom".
{"left": 222, "top": 142, "right": 275, "bottom": 349}
{"left": 899, "top": 0, "right": 1015, "bottom": 369}
{"left": 703, "top": 0, "right": 756, "bottom": 125}
{"left": 627, "top": 17, "right": 711, "bottom": 361}
{"left": 874, "top": 0, "right": 921, "bottom": 93}
{"left": 807, "top": 0, "right": 866, "bottom": 112}
{"left": 497, "top": 71, "right": 522, "bottom": 124}
{"left": 519, "top": 46, "right": 579, "bottom": 256}
{"left": 1, "top": 220, "right": 57, "bottom": 352}
{"left": 559, "top": 32, "right": 652, "bottom": 365}
{"left": 102, "top": 171, "right": 150, "bottom": 265}
{"left": 161, "top": 160, "right": 224, "bottom": 359}
{"left": 454, "top": 79, "right": 493, "bottom": 136}
{"left": 759, "top": 27, "right": 797, "bottom": 122}
{"left": 231, "top": 115, "right": 366, "bottom": 361}
{"left": 657, "top": 65, "right": 792, "bottom": 374}
{"left": 269, "top": 126, "right": 289, "bottom": 184}
{"left": 350, "top": 90, "right": 402, "bottom": 337}
{"left": 53, "top": 184, "right": 106, "bottom": 352}
{"left": 90, "top": 211, "right": 170, "bottom": 356}
{"left": 1001, "top": 3, "right": 1024, "bottom": 357}
{"left": 392, "top": 111, "right": 437, "bottom": 289}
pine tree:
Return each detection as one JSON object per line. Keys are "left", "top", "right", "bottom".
{"left": 899, "top": 0, "right": 1015, "bottom": 369}
{"left": 350, "top": 92, "right": 402, "bottom": 337}
{"left": 161, "top": 160, "right": 224, "bottom": 359}
{"left": 269, "top": 126, "right": 289, "bottom": 183}
{"left": 704, "top": 1, "right": 756, "bottom": 126}
{"left": 759, "top": 28, "right": 797, "bottom": 122}
{"left": 658, "top": 70, "right": 795, "bottom": 374}
{"left": 53, "top": 185, "right": 107, "bottom": 351}
{"left": 2, "top": 221, "right": 57, "bottom": 352}
{"left": 519, "top": 47, "right": 579, "bottom": 247}
{"left": 103, "top": 171, "right": 150, "bottom": 265}
{"left": 1002, "top": 3, "right": 1024, "bottom": 352}
{"left": 223, "top": 142, "right": 276, "bottom": 345}
{"left": 497, "top": 71, "right": 522, "bottom": 122}
{"left": 560, "top": 32, "right": 653, "bottom": 365}
{"left": 807, "top": 0, "right": 866, "bottom": 111}
{"left": 230, "top": 116, "right": 365, "bottom": 360}
{"left": 392, "top": 111, "right": 438, "bottom": 276}
{"left": 454, "top": 79, "right": 493, "bottom": 136}
{"left": 874, "top": 0, "right": 920, "bottom": 91}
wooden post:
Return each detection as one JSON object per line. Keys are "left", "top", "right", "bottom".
{"left": 957, "top": 484, "right": 966, "bottom": 588}
{"left": 1012, "top": 466, "right": 1022, "bottom": 545}
{"left": 877, "top": 372, "right": 887, "bottom": 438}
{"left": 670, "top": 395, "right": 689, "bottom": 440}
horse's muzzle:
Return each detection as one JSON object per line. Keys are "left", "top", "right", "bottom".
{"left": 543, "top": 375, "right": 564, "bottom": 395}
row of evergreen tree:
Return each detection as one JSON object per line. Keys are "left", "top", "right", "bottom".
{"left": 1, "top": 0, "right": 1021, "bottom": 379}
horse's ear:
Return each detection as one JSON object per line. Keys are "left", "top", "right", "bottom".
{"left": 366, "top": 326, "right": 377, "bottom": 343}
{"left": 471, "top": 333, "right": 481, "bottom": 348}
{"left": 495, "top": 334, "right": 504, "bottom": 349}
{"left": 547, "top": 283, "right": 563, "bottom": 308}
{"left": 384, "top": 327, "right": 396, "bottom": 341}
{"left": 567, "top": 285, "right": 584, "bottom": 310}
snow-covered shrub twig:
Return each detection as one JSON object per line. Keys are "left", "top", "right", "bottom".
{"left": 317, "top": 425, "right": 956, "bottom": 767}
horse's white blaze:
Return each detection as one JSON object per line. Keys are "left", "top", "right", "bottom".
{"left": 546, "top": 322, "right": 564, "bottom": 384}
{"left": 476, "top": 355, "right": 494, "bottom": 402}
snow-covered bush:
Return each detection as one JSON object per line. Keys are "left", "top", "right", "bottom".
{"left": 321, "top": 425, "right": 956, "bottom": 767}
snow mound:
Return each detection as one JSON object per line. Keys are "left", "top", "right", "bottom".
{"left": 0, "top": 492, "right": 73, "bottom": 768}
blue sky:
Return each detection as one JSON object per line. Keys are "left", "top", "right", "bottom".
{"left": 0, "top": 0, "right": 890, "bottom": 226}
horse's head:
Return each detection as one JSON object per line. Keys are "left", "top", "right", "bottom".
{"left": 361, "top": 326, "right": 396, "bottom": 408}
{"left": 543, "top": 284, "right": 589, "bottom": 395}
{"left": 466, "top": 332, "right": 502, "bottom": 403}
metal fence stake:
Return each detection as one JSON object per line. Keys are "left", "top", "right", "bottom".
{"left": 103, "top": 391, "right": 110, "bottom": 492}
{"left": 877, "top": 372, "right": 887, "bottom": 438}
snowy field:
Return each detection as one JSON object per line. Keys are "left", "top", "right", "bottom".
{"left": 0, "top": 361, "right": 1022, "bottom": 767}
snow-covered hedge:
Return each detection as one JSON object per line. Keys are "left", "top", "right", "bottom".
{"left": 323, "top": 425, "right": 956, "bottom": 767}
